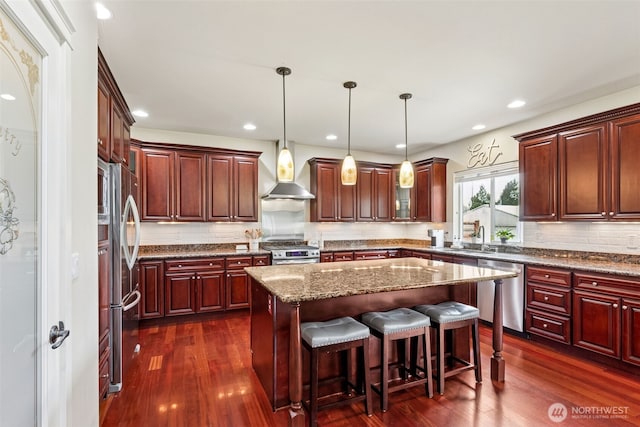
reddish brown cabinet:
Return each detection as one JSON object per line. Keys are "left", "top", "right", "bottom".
{"left": 140, "top": 260, "right": 165, "bottom": 319}
{"left": 97, "top": 78, "right": 111, "bottom": 161}
{"left": 308, "top": 158, "right": 356, "bottom": 222}
{"left": 610, "top": 113, "right": 640, "bottom": 220}
{"left": 354, "top": 250, "right": 388, "bottom": 260}
{"left": 98, "top": 48, "right": 134, "bottom": 164}
{"left": 97, "top": 237, "right": 110, "bottom": 398}
{"left": 140, "top": 147, "right": 174, "bottom": 221}
{"left": 525, "top": 266, "right": 572, "bottom": 344}
{"left": 357, "top": 163, "right": 393, "bottom": 222}
{"left": 413, "top": 158, "right": 448, "bottom": 222}
{"left": 226, "top": 256, "right": 252, "bottom": 310}
{"left": 573, "top": 272, "right": 640, "bottom": 364}
{"left": 518, "top": 135, "right": 558, "bottom": 221}
{"left": 164, "top": 258, "right": 225, "bottom": 316}
{"left": 175, "top": 151, "right": 206, "bottom": 221}
{"left": 516, "top": 103, "right": 640, "bottom": 222}
{"left": 207, "top": 154, "right": 259, "bottom": 222}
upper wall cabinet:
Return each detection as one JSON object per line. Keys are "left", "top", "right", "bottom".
{"left": 356, "top": 162, "right": 393, "bottom": 222}
{"left": 308, "top": 158, "right": 356, "bottom": 222}
{"left": 137, "top": 140, "right": 260, "bottom": 222}
{"left": 207, "top": 154, "right": 259, "bottom": 222}
{"left": 98, "top": 49, "right": 134, "bottom": 165}
{"left": 412, "top": 158, "right": 448, "bottom": 222}
{"left": 515, "top": 103, "right": 640, "bottom": 222}
{"left": 309, "top": 157, "right": 447, "bottom": 223}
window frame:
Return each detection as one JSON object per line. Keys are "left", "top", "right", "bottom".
{"left": 453, "top": 161, "right": 521, "bottom": 244}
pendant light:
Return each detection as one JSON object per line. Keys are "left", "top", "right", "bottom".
{"left": 276, "top": 66, "right": 294, "bottom": 182}
{"left": 399, "top": 93, "right": 414, "bottom": 188}
{"left": 341, "top": 81, "right": 357, "bottom": 185}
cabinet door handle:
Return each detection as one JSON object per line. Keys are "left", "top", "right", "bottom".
{"left": 601, "top": 212, "right": 606, "bottom": 216}
{"left": 98, "top": 138, "right": 103, "bottom": 146}
{"left": 544, "top": 274, "right": 550, "bottom": 278}
{"left": 551, "top": 213, "right": 555, "bottom": 217}
{"left": 178, "top": 264, "right": 183, "bottom": 268}
{"left": 591, "top": 281, "right": 598, "bottom": 286}
{"left": 622, "top": 305, "right": 628, "bottom": 310}
{"left": 544, "top": 296, "right": 549, "bottom": 301}
{"left": 609, "top": 211, "right": 614, "bottom": 216}
{"left": 613, "top": 303, "right": 619, "bottom": 309}
{"left": 543, "top": 323, "right": 548, "bottom": 328}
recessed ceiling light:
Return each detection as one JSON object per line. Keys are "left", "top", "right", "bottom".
{"left": 0, "top": 93, "right": 16, "bottom": 101}
{"left": 326, "top": 134, "right": 337, "bottom": 141}
{"left": 472, "top": 124, "right": 486, "bottom": 130}
{"left": 95, "top": 3, "right": 112, "bottom": 20}
{"left": 243, "top": 123, "right": 256, "bottom": 130}
{"left": 396, "top": 144, "right": 406, "bottom": 149}
{"left": 132, "top": 109, "right": 149, "bottom": 118}
{"left": 507, "top": 99, "right": 526, "bottom": 109}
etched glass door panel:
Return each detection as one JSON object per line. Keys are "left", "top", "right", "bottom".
{"left": 0, "top": 10, "right": 41, "bottom": 426}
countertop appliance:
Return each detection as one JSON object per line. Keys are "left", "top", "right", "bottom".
{"left": 427, "top": 229, "right": 445, "bottom": 248}
{"left": 476, "top": 259, "right": 524, "bottom": 333}
{"left": 100, "top": 158, "right": 142, "bottom": 393}
{"left": 267, "top": 245, "right": 320, "bottom": 265}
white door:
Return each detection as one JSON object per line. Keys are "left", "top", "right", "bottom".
{"left": 0, "top": 1, "right": 74, "bottom": 426}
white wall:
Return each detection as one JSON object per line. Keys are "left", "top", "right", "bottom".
{"left": 65, "top": 2, "right": 99, "bottom": 425}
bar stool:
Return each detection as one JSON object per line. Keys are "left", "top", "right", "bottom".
{"left": 361, "top": 308, "right": 433, "bottom": 412}
{"left": 413, "top": 301, "right": 481, "bottom": 394}
{"left": 300, "top": 317, "right": 372, "bottom": 427}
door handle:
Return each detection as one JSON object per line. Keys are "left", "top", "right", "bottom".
{"left": 49, "top": 321, "right": 70, "bottom": 349}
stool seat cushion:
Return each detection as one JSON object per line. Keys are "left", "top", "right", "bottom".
{"left": 361, "top": 308, "right": 430, "bottom": 335}
{"left": 301, "top": 317, "right": 370, "bottom": 348}
{"left": 414, "top": 301, "right": 479, "bottom": 324}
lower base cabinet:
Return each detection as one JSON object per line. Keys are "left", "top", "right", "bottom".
{"left": 140, "top": 255, "right": 268, "bottom": 319}
{"left": 573, "top": 272, "right": 640, "bottom": 366}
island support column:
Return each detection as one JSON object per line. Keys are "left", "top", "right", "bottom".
{"left": 289, "top": 302, "right": 305, "bottom": 426}
{"left": 491, "top": 278, "right": 505, "bottom": 381}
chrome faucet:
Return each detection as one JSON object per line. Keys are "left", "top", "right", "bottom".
{"left": 479, "top": 225, "right": 489, "bottom": 251}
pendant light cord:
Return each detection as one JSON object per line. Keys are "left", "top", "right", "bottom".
{"left": 404, "top": 97, "right": 408, "bottom": 161}
{"left": 282, "top": 72, "right": 287, "bottom": 149}
{"left": 347, "top": 87, "right": 352, "bottom": 156}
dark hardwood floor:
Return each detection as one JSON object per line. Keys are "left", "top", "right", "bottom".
{"left": 101, "top": 311, "right": 640, "bottom": 426}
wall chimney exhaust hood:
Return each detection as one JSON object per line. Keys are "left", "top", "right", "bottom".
{"left": 262, "top": 140, "right": 315, "bottom": 200}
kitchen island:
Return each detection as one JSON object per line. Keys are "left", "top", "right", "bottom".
{"left": 245, "top": 257, "right": 517, "bottom": 426}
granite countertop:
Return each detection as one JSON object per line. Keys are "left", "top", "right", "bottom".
{"left": 321, "top": 243, "right": 640, "bottom": 279}
{"left": 244, "top": 257, "right": 517, "bottom": 303}
{"left": 137, "top": 241, "right": 640, "bottom": 279}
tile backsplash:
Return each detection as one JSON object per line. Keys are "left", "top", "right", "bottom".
{"left": 140, "top": 221, "right": 639, "bottom": 255}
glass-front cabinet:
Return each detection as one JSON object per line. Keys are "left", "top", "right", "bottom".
{"left": 394, "top": 167, "right": 412, "bottom": 220}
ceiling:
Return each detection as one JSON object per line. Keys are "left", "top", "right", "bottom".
{"left": 97, "top": 1, "right": 640, "bottom": 156}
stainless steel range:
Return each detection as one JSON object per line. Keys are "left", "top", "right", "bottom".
{"left": 267, "top": 245, "right": 320, "bottom": 265}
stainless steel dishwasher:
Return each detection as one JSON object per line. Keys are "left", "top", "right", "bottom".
{"left": 477, "top": 259, "right": 525, "bottom": 333}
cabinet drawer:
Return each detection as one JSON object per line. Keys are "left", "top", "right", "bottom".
{"left": 574, "top": 272, "right": 640, "bottom": 298}
{"left": 320, "top": 253, "right": 334, "bottom": 263}
{"left": 354, "top": 250, "right": 387, "bottom": 260}
{"left": 412, "top": 251, "right": 431, "bottom": 260}
{"left": 526, "top": 308, "right": 571, "bottom": 344}
{"left": 387, "top": 250, "right": 399, "bottom": 258}
{"left": 253, "top": 255, "right": 270, "bottom": 266}
{"left": 98, "top": 351, "right": 110, "bottom": 398}
{"left": 527, "top": 283, "right": 571, "bottom": 315}
{"left": 165, "top": 258, "right": 224, "bottom": 272}
{"left": 333, "top": 251, "right": 354, "bottom": 262}
{"left": 226, "top": 256, "right": 252, "bottom": 270}
{"left": 527, "top": 266, "right": 571, "bottom": 287}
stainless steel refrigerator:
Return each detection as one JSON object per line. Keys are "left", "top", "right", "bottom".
{"left": 105, "top": 159, "right": 141, "bottom": 393}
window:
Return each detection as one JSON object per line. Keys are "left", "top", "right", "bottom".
{"left": 453, "top": 161, "right": 521, "bottom": 244}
